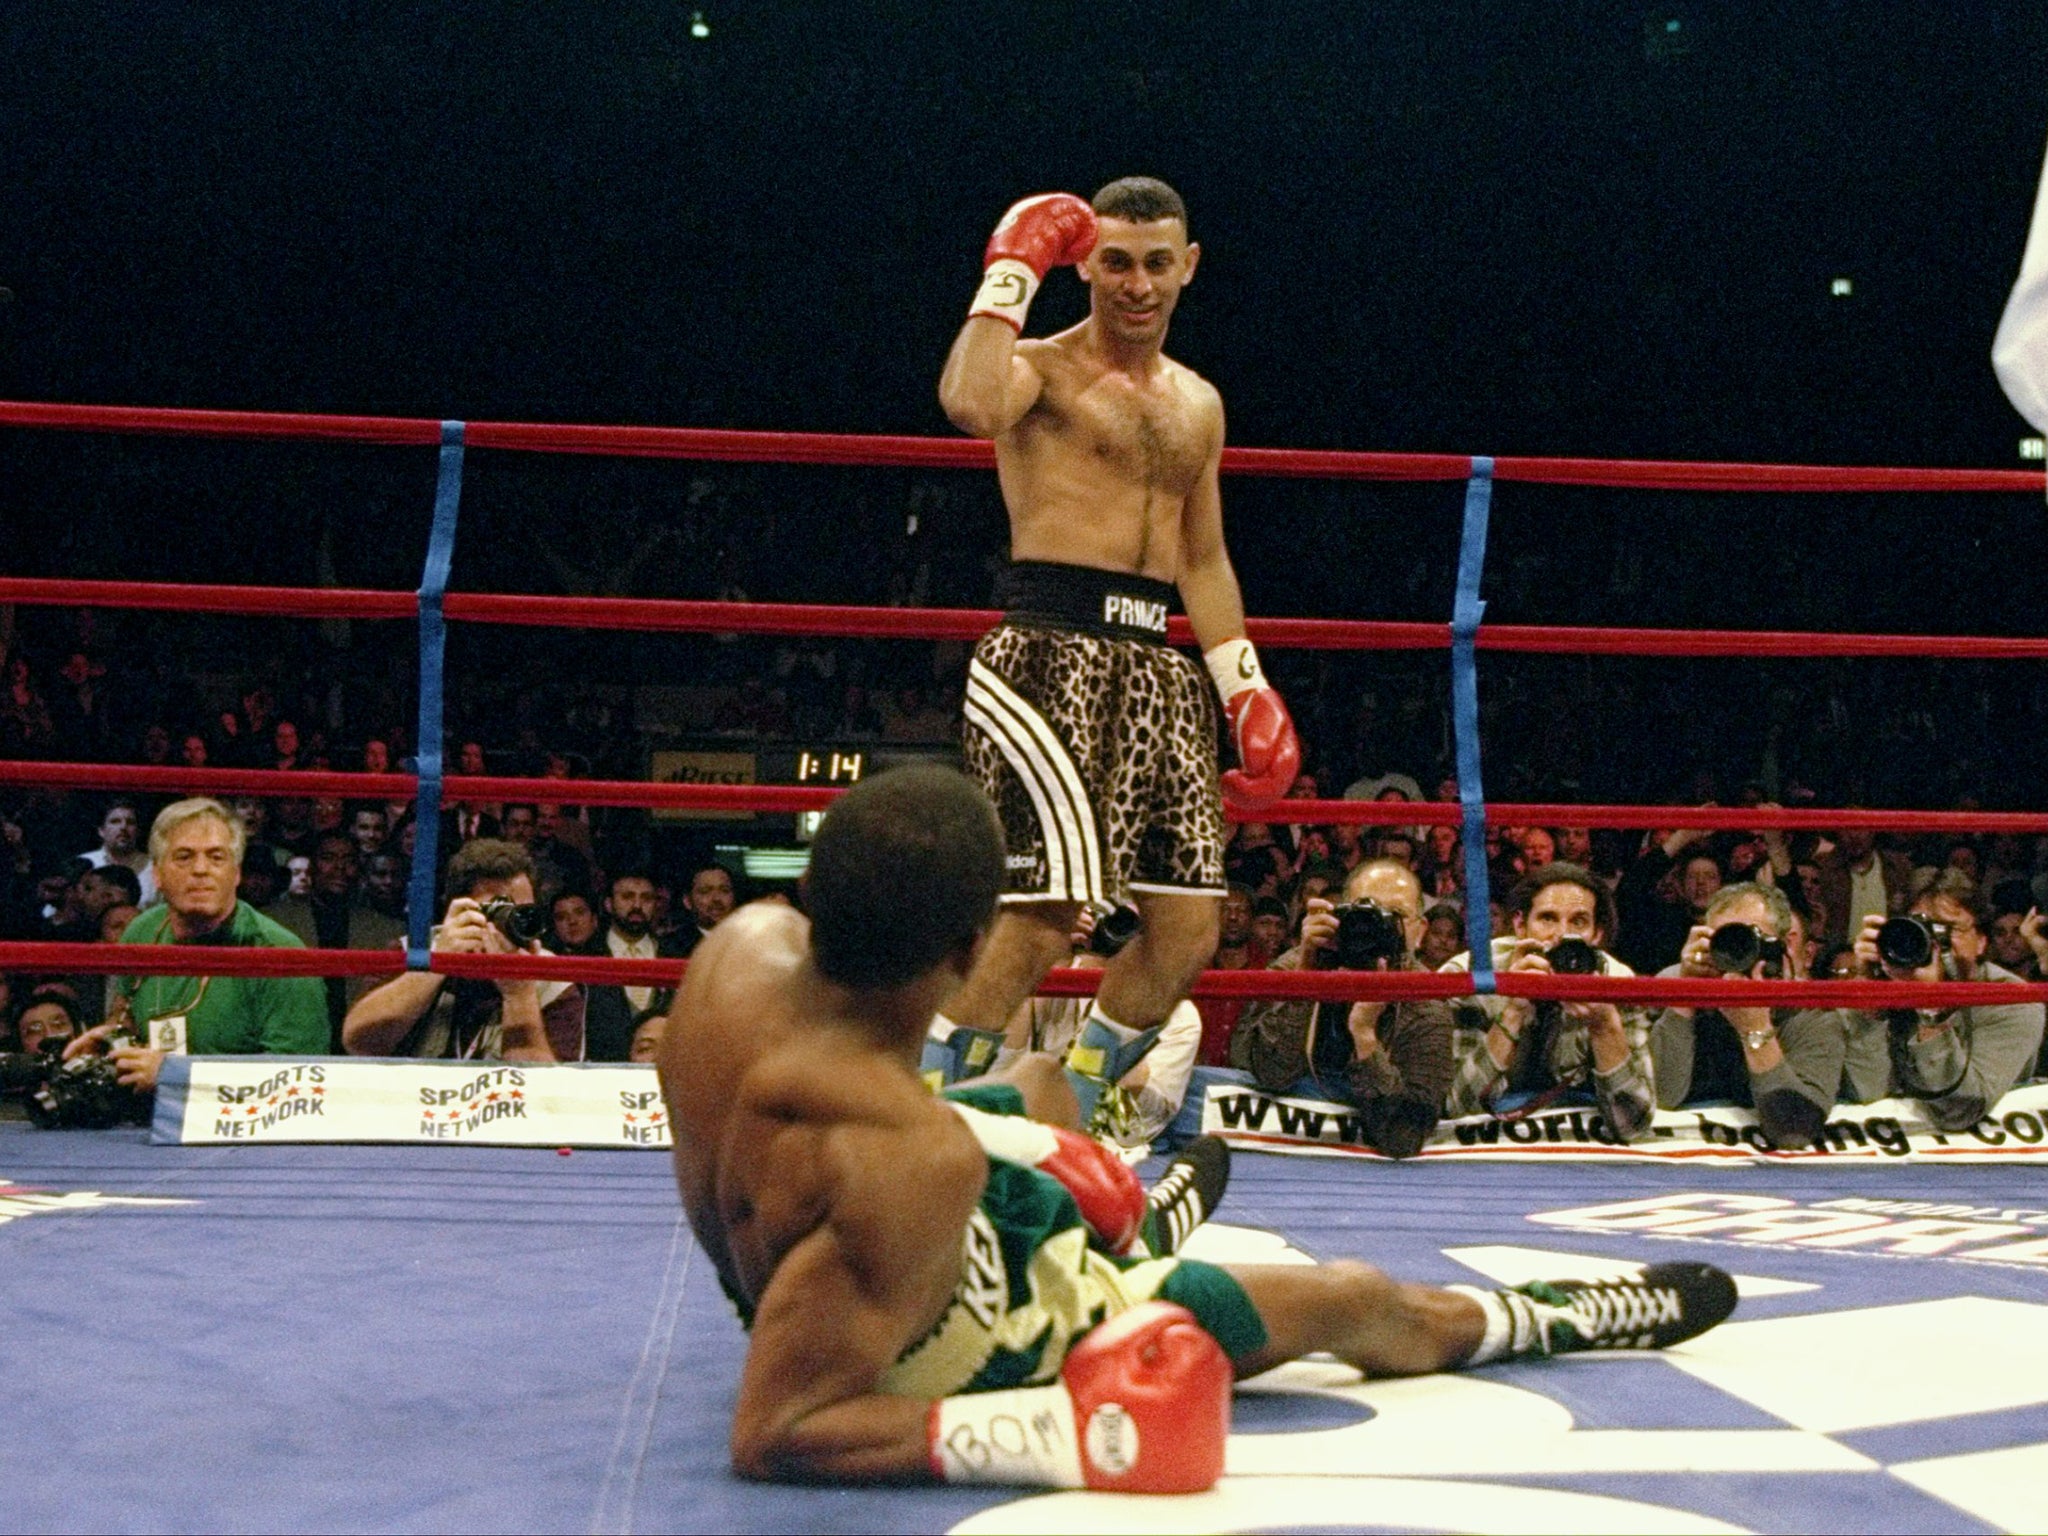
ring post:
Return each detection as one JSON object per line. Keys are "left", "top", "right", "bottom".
{"left": 405, "top": 420, "right": 467, "bottom": 969}
{"left": 1452, "top": 455, "right": 1495, "bottom": 992}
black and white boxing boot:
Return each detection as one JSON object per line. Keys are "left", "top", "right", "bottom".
{"left": 1139, "top": 1135, "right": 1230, "bottom": 1257}
{"left": 1453, "top": 1262, "right": 1738, "bottom": 1363}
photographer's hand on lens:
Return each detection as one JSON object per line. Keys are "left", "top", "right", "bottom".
{"left": 1678, "top": 923, "right": 1718, "bottom": 980}
{"left": 110, "top": 1044, "right": 166, "bottom": 1091}
{"left": 62, "top": 1022, "right": 122, "bottom": 1063}
{"left": 1856, "top": 912, "right": 1940, "bottom": 983}
{"left": 432, "top": 898, "right": 495, "bottom": 955}
{"left": 1297, "top": 896, "right": 1340, "bottom": 958}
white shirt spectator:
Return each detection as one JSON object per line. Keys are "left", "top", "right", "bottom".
{"left": 607, "top": 926, "right": 659, "bottom": 1014}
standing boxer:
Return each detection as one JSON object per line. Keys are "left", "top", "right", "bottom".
{"left": 658, "top": 767, "right": 1736, "bottom": 1490}
{"left": 932, "top": 177, "right": 1298, "bottom": 1123}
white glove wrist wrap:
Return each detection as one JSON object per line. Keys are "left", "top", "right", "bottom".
{"left": 1203, "top": 637, "right": 1266, "bottom": 704}
{"left": 931, "top": 1385, "right": 1084, "bottom": 1486}
{"left": 969, "top": 259, "right": 1040, "bottom": 331}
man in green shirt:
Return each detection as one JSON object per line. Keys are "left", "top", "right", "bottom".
{"left": 65, "top": 797, "right": 329, "bottom": 1090}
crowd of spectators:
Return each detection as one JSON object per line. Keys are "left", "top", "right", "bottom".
{"left": 1208, "top": 786, "right": 2048, "bottom": 1156}
{"left": 5, "top": 520, "right": 2048, "bottom": 1146}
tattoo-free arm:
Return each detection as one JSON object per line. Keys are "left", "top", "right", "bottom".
{"left": 1175, "top": 404, "right": 1247, "bottom": 653}
{"left": 938, "top": 324, "right": 1045, "bottom": 439}
{"left": 730, "top": 1221, "right": 935, "bottom": 1482}
{"left": 729, "top": 1116, "right": 984, "bottom": 1482}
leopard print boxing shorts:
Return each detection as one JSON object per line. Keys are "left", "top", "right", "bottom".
{"left": 962, "top": 562, "right": 1227, "bottom": 904}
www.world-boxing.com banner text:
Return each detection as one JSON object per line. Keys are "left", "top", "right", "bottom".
{"left": 1200, "top": 1080, "right": 2048, "bottom": 1163}
{"left": 151, "top": 1057, "right": 2048, "bottom": 1161}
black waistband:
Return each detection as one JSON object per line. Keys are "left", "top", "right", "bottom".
{"left": 992, "top": 561, "right": 1176, "bottom": 643}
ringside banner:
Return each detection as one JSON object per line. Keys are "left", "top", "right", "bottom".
{"left": 152, "top": 1057, "right": 672, "bottom": 1149}
{"left": 1201, "top": 1079, "right": 2048, "bottom": 1163}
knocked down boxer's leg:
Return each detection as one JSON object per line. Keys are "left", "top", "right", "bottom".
{"left": 1224, "top": 1259, "right": 1738, "bottom": 1381}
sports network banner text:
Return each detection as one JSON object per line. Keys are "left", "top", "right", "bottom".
{"left": 1200, "top": 1080, "right": 2048, "bottom": 1162}
{"left": 152, "top": 1057, "right": 672, "bottom": 1148}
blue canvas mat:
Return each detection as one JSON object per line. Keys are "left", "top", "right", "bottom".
{"left": 4, "top": 1123, "right": 2045, "bottom": 1534}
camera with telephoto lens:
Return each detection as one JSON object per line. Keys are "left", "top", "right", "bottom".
{"left": 1329, "top": 900, "right": 1406, "bottom": 970}
{"left": 0, "top": 1039, "right": 62, "bottom": 1096}
{"left": 1876, "top": 914, "right": 1950, "bottom": 972}
{"left": 0, "top": 1033, "right": 154, "bottom": 1130}
{"left": 1707, "top": 922, "right": 1788, "bottom": 977}
{"left": 1543, "top": 937, "right": 1604, "bottom": 975}
{"left": 1085, "top": 902, "right": 1142, "bottom": 959}
{"left": 479, "top": 897, "right": 552, "bottom": 947}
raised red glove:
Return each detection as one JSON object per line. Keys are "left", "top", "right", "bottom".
{"left": 929, "top": 1301, "right": 1233, "bottom": 1491}
{"left": 1206, "top": 637, "right": 1300, "bottom": 810}
{"left": 969, "top": 193, "right": 1098, "bottom": 331}
{"left": 986, "top": 193, "right": 1098, "bottom": 278}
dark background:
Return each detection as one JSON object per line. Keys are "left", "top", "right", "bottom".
{"left": 2, "top": 2, "right": 2046, "bottom": 807}
{"left": 4, "top": 3, "right": 2044, "bottom": 449}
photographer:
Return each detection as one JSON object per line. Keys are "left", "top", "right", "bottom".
{"left": 342, "top": 839, "right": 585, "bottom": 1062}
{"left": 8, "top": 984, "right": 81, "bottom": 1060}
{"left": 1229, "top": 860, "right": 1452, "bottom": 1159}
{"left": 1651, "top": 882, "right": 1846, "bottom": 1149}
{"left": 1441, "top": 862, "right": 1655, "bottom": 1142}
{"left": 63, "top": 798, "right": 328, "bottom": 1091}
{"left": 1840, "top": 871, "right": 2044, "bottom": 1130}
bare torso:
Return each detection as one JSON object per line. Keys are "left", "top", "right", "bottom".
{"left": 999, "top": 328, "right": 1222, "bottom": 582}
{"left": 658, "top": 904, "right": 984, "bottom": 1337}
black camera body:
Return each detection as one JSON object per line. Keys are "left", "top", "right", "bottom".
{"left": 1544, "top": 937, "right": 1605, "bottom": 975}
{"left": 1877, "top": 915, "right": 1950, "bottom": 972}
{"left": 1331, "top": 900, "right": 1406, "bottom": 970}
{"left": 479, "top": 897, "right": 552, "bottom": 947}
{"left": 0, "top": 1039, "right": 153, "bottom": 1130}
{"left": 1708, "top": 922, "right": 1788, "bottom": 978}
{"left": 1085, "top": 902, "right": 1142, "bottom": 959}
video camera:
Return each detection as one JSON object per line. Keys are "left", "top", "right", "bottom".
{"left": 0, "top": 1036, "right": 153, "bottom": 1130}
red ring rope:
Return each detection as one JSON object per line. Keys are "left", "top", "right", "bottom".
{"left": 2, "top": 579, "right": 2044, "bottom": 662}
{"left": 2, "top": 940, "right": 2038, "bottom": 1012}
{"left": 4, "top": 397, "right": 2042, "bottom": 1014}
{"left": 4, "top": 399, "right": 2041, "bottom": 492}
{"left": 0, "top": 762, "right": 2041, "bottom": 833}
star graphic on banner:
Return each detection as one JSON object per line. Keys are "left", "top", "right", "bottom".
{"left": 486, "top": 1092, "right": 500, "bottom": 1103}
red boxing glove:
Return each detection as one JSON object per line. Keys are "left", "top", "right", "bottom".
{"left": 1205, "top": 637, "right": 1301, "bottom": 810}
{"left": 930, "top": 1301, "right": 1233, "bottom": 1492}
{"left": 948, "top": 1102, "right": 1145, "bottom": 1255}
{"left": 969, "top": 193, "right": 1098, "bottom": 331}
{"left": 985, "top": 193, "right": 1098, "bottom": 279}
{"left": 1037, "top": 1125, "right": 1147, "bottom": 1256}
